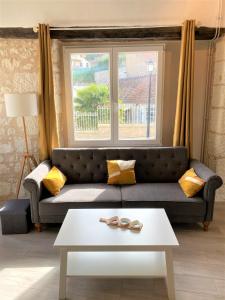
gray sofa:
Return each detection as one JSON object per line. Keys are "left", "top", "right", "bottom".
{"left": 23, "top": 147, "right": 223, "bottom": 231}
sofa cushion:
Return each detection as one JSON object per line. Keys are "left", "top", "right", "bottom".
{"left": 43, "top": 166, "right": 67, "bottom": 196}
{"left": 121, "top": 183, "right": 206, "bottom": 217}
{"left": 179, "top": 168, "right": 205, "bottom": 197}
{"left": 39, "top": 184, "right": 122, "bottom": 216}
{"left": 107, "top": 160, "right": 136, "bottom": 185}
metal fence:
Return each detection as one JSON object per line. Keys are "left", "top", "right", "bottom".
{"left": 74, "top": 103, "right": 156, "bottom": 131}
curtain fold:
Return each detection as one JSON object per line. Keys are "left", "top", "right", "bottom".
{"left": 38, "top": 23, "right": 59, "bottom": 161}
{"left": 173, "top": 20, "right": 195, "bottom": 157}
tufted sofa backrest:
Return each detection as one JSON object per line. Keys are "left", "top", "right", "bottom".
{"left": 52, "top": 147, "right": 188, "bottom": 184}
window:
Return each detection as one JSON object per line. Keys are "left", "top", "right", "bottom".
{"left": 63, "top": 44, "right": 164, "bottom": 146}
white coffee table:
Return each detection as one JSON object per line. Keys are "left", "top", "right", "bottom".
{"left": 54, "top": 208, "right": 179, "bottom": 300}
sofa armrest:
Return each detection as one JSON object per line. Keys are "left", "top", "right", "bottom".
{"left": 190, "top": 159, "right": 223, "bottom": 221}
{"left": 23, "top": 160, "right": 51, "bottom": 223}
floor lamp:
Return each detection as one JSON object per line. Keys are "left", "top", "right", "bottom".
{"left": 4, "top": 93, "right": 38, "bottom": 198}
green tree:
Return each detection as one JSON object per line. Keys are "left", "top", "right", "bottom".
{"left": 75, "top": 84, "right": 109, "bottom": 112}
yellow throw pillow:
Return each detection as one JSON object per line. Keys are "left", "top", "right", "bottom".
{"left": 179, "top": 168, "right": 205, "bottom": 198}
{"left": 42, "top": 166, "right": 67, "bottom": 196}
{"left": 107, "top": 160, "right": 136, "bottom": 185}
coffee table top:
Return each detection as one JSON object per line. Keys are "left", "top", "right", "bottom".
{"left": 54, "top": 208, "right": 179, "bottom": 250}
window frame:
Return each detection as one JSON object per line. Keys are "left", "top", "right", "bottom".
{"left": 63, "top": 43, "right": 165, "bottom": 147}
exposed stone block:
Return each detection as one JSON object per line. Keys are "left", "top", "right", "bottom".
{"left": 0, "top": 144, "right": 13, "bottom": 154}
{"left": 215, "top": 158, "right": 225, "bottom": 201}
{"left": 211, "top": 85, "right": 225, "bottom": 108}
{"left": 216, "top": 186, "right": 225, "bottom": 202}
{"left": 0, "top": 182, "right": 11, "bottom": 196}
{"left": 215, "top": 37, "right": 225, "bottom": 61}
{"left": 213, "top": 61, "right": 225, "bottom": 85}
{"left": 209, "top": 108, "right": 225, "bottom": 134}
{"left": 207, "top": 132, "right": 225, "bottom": 158}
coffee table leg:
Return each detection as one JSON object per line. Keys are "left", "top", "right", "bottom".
{"left": 59, "top": 249, "right": 67, "bottom": 300}
{"left": 165, "top": 249, "right": 176, "bottom": 300}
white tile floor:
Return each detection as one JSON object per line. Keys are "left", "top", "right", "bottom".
{"left": 0, "top": 203, "right": 224, "bottom": 300}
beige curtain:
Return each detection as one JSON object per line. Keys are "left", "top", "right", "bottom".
{"left": 173, "top": 20, "right": 195, "bottom": 157}
{"left": 38, "top": 23, "right": 59, "bottom": 161}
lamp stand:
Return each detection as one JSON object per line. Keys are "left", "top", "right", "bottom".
{"left": 16, "top": 117, "right": 38, "bottom": 198}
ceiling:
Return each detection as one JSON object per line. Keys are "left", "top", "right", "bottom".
{"left": 0, "top": 0, "right": 224, "bottom": 28}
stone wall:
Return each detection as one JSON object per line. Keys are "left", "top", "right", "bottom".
{"left": 205, "top": 36, "right": 225, "bottom": 201}
{"left": 0, "top": 39, "right": 63, "bottom": 201}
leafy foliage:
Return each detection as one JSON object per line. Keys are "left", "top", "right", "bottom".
{"left": 75, "top": 84, "right": 109, "bottom": 112}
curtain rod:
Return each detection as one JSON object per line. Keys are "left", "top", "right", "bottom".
{"left": 33, "top": 24, "right": 202, "bottom": 32}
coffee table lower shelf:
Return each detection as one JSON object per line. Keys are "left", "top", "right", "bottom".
{"left": 67, "top": 251, "right": 167, "bottom": 278}
{"left": 59, "top": 250, "right": 176, "bottom": 299}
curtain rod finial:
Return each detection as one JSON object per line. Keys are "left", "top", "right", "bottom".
{"left": 33, "top": 26, "right": 38, "bottom": 33}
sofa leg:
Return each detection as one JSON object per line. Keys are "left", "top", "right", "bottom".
{"left": 203, "top": 221, "right": 210, "bottom": 231}
{"left": 34, "top": 223, "right": 42, "bottom": 232}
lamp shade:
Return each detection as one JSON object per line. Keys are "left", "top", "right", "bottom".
{"left": 4, "top": 93, "right": 38, "bottom": 117}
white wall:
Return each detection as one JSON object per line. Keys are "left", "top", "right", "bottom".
{"left": 0, "top": 0, "right": 224, "bottom": 28}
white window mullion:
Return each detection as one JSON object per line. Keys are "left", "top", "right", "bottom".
{"left": 109, "top": 48, "right": 114, "bottom": 146}
{"left": 112, "top": 48, "right": 119, "bottom": 145}
{"left": 155, "top": 46, "right": 165, "bottom": 145}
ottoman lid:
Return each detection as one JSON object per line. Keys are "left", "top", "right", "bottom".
{"left": 0, "top": 199, "right": 30, "bottom": 215}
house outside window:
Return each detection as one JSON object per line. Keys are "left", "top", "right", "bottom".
{"left": 63, "top": 44, "right": 164, "bottom": 147}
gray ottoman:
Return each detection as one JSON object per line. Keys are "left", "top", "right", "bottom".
{"left": 0, "top": 199, "right": 31, "bottom": 234}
